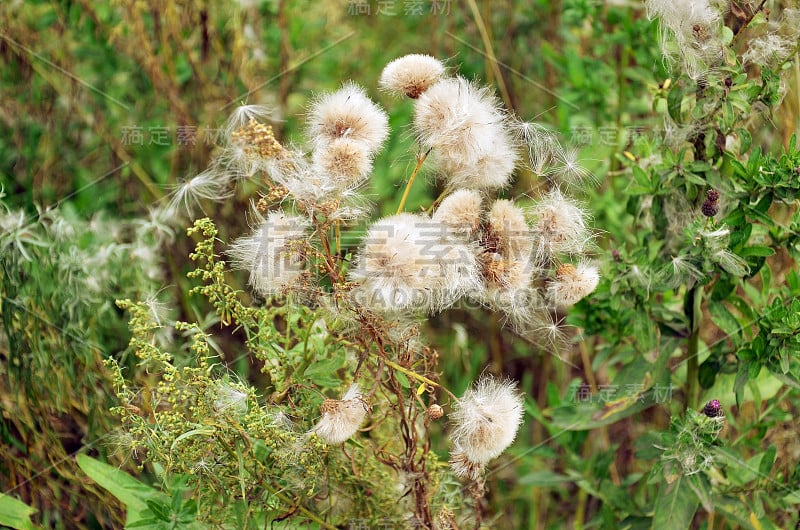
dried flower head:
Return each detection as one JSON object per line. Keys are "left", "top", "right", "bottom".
{"left": 432, "top": 189, "right": 483, "bottom": 238}
{"left": 223, "top": 104, "right": 276, "bottom": 141}
{"left": 413, "top": 77, "right": 518, "bottom": 190}
{"left": 311, "top": 384, "right": 369, "bottom": 444}
{"left": 450, "top": 376, "right": 524, "bottom": 465}
{"left": 485, "top": 199, "right": 532, "bottom": 259}
{"left": 547, "top": 262, "right": 600, "bottom": 309}
{"left": 230, "top": 118, "right": 286, "bottom": 161}
{"left": 228, "top": 211, "right": 310, "bottom": 296}
{"left": 351, "top": 213, "right": 481, "bottom": 313}
{"left": 307, "top": 82, "right": 389, "bottom": 155}
{"left": 742, "top": 34, "right": 795, "bottom": 67}
{"left": 530, "top": 189, "right": 591, "bottom": 261}
{"left": 645, "top": 0, "right": 724, "bottom": 78}
{"left": 379, "top": 54, "right": 446, "bottom": 98}
{"left": 449, "top": 445, "right": 485, "bottom": 481}
{"left": 312, "top": 137, "right": 374, "bottom": 189}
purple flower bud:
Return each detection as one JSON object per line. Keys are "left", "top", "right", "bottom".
{"left": 703, "top": 399, "right": 722, "bottom": 418}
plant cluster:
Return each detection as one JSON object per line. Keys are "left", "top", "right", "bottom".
{"left": 96, "top": 54, "right": 603, "bottom": 528}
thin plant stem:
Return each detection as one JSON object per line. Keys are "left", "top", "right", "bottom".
{"left": 384, "top": 358, "right": 459, "bottom": 402}
{"left": 685, "top": 285, "right": 703, "bottom": 410}
{"left": 464, "top": 0, "right": 513, "bottom": 111}
{"left": 396, "top": 148, "right": 431, "bottom": 214}
{"left": 578, "top": 340, "right": 622, "bottom": 486}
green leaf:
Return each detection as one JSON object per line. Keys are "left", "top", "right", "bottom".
{"left": 709, "top": 303, "right": 741, "bottom": 341}
{"left": 76, "top": 454, "right": 167, "bottom": 525}
{"left": 759, "top": 445, "right": 777, "bottom": 476}
{"left": 668, "top": 83, "right": 687, "bottom": 124}
{"left": 698, "top": 358, "right": 719, "bottom": 389}
{"left": 302, "top": 356, "right": 345, "bottom": 387}
{"left": 651, "top": 476, "right": 699, "bottom": 530}
{"left": 0, "top": 493, "right": 39, "bottom": 530}
{"left": 734, "top": 362, "right": 750, "bottom": 406}
{"left": 740, "top": 246, "right": 775, "bottom": 257}
{"left": 632, "top": 166, "right": 651, "bottom": 190}
{"left": 395, "top": 370, "right": 410, "bottom": 389}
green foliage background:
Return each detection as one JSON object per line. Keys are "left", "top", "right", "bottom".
{"left": 1, "top": 0, "right": 799, "bottom": 528}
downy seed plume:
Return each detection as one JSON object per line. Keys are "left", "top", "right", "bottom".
{"left": 485, "top": 199, "right": 532, "bottom": 260}
{"left": 228, "top": 210, "right": 310, "bottom": 296}
{"left": 311, "top": 384, "right": 369, "bottom": 445}
{"left": 307, "top": 82, "right": 389, "bottom": 155}
{"left": 432, "top": 189, "right": 484, "bottom": 238}
{"left": 379, "top": 53, "right": 446, "bottom": 99}
{"left": 547, "top": 262, "right": 600, "bottom": 309}
{"left": 449, "top": 376, "right": 524, "bottom": 471}
{"left": 449, "top": 444, "right": 485, "bottom": 481}
{"left": 350, "top": 213, "right": 482, "bottom": 313}
{"left": 645, "top": 0, "right": 724, "bottom": 78}
{"left": 311, "top": 137, "right": 374, "bottom": 190}
{"left": 530, "top": 188, "right": 592, "bottom": 262}
{"left": 166, "top": 168, "right": 233, "bottom": 219}
{"left": 413, "top": 77, "right": 519, "bottom": 190}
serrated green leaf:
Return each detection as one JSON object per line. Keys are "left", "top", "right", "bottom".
{"left": 303, "top": 356, "right": 345, "bottom": 387}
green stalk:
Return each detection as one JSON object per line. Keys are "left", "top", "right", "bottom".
{"left": 685, "top": 285, "right": 703, "bottom": 410}
{"left": 396, "top": 149, "right": 430, "bottom": 214}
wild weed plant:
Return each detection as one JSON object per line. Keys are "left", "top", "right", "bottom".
{"left": 1, "top": 1, "right": 800, "bottom": 529}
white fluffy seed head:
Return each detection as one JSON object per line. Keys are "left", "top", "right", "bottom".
{"left": 450, "top": 376, "right": 524, "bottom": 465}
{"left": 742, "top": 34, "right": 795, "bottom": 66}
{"left": 449, "top": 445, "right": 485, "bottom": 481}
{"left": 311, "top": 384, "right": 368, "bottom": 445}
{"left": 311, "top": 137, "right": 374, "bottom": 189}
{"left": 228, "top": 211, "right": 310, "bottom": 296}
{"left": 485, "top": 199, "right": 532, "bottom": 259}
{"left": 350, "top": 213, "right": 481, "bottom": 313}
{"left": 645, "top": 0, "right": 723, "bottom": 78}
{"left": 530, "top": 189, "right": 591, "bottom": 261}
{"left": 480, "top": 254, "right": 533, "bottom": 295}
{"left": 548, "top": 262, "right": 600, "bottom": 309}
{"left": 413, "top": 77, "right": 518, "bottom": 190}
{"left": 307, "top": 82, "right": 389, "bottom": 155}
{"left": 379, "top": 54, "right": 446, "bottom": 99}
{"left": 432, "top": 189, "right": 483, "bottom": 238}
